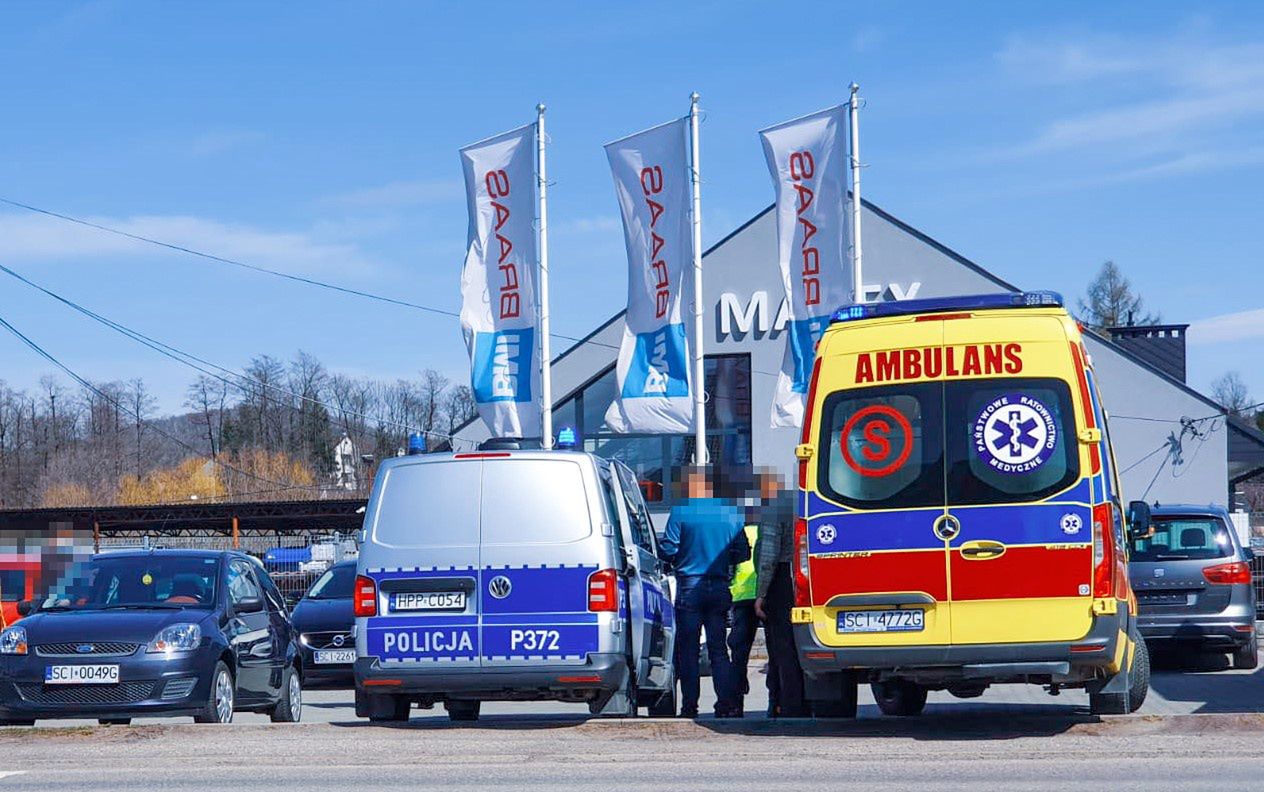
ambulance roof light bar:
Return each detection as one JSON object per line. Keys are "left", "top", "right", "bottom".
{"left": 830, "top": 291, "right": 1064, "bottom": 324}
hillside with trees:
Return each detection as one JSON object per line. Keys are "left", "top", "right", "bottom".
{"left": 0, "top": 352, "right": 476, "bottom": 509}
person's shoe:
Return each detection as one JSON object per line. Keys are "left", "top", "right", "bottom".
{"left": 714, "top": 705, "right": 743, "bottom": 719}
{"left": 677, "top": 707, "right": 699, "bottom": 719}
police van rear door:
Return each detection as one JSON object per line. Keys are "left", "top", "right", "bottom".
{"left": 479, "top": 456, "right": 610, "bottom": 668}
{"left": 361, "top": 457, "right": 483, "bottom": 668}
{"left": 809, "top": 318, "right": 952, "bottom": 650}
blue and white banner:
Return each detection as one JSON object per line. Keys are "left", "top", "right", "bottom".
{"left": 603, "top": 119, "right": 693, "bottom": 434}
{"left": 460, "top": 124, "right": 540, "bottom": 438}
{"left": 760, "top": 106, "right": 851, "bottom": 428}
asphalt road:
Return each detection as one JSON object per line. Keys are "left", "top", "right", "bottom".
{"left": 2, "top": 654, "right": 1263, "bottom": 790}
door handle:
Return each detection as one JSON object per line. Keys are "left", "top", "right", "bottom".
{"left": 959, "top": 540, "right": 1006, "bottom": 560}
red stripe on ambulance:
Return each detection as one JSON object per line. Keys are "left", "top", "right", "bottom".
{"left": 808, "top": 551, "right": 948, "bottom": 605}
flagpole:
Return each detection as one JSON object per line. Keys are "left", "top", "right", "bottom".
{"left": 536, "top": 103, "right": 553, "bottom": 450}
{"left": 688, "top": 92, "right": 707, "bottom": 465}
{"left": 848, "top": 83, "right": 864, "bottom": 304}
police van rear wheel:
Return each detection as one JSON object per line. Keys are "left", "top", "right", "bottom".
{"left": 445, "top": 700, "right": 481, "bottom": 722}
{"left": 366, "top": 694, "right": 411, "bottom": 723}
{"left": 871, "top": 679, "right": 928, "bottom": 717}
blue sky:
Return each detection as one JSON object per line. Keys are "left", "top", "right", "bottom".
{"left": 0, "top": 1, "right": 1261, "bottom": 413}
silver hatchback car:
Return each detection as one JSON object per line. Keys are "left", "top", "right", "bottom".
{"left": 1129, "top": 504, "right": 1258, "bottom": 669}
{"left": 353, "top": 446, "right": 676, "bottom": 721}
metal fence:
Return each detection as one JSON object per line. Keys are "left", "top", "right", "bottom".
{"left": 97, "top": 531, "right": 359, "bottom": 606}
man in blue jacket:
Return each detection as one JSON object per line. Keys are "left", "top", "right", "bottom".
{"left": 660, "top": 467, "right": 749, "bottom": 718}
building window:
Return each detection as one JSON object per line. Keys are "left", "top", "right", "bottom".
{"left": 553, "top": 354, "right": 752, "bottom": 508}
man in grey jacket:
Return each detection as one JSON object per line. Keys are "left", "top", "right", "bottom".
{"left": 752, "top": 471, "right": 808, "bottom": 717}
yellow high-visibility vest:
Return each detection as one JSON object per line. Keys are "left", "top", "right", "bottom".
{"left": 730, "top": 525, "right": 760, "bottom": 602}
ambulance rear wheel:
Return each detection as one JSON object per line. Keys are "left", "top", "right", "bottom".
{"left": 446, "top": 700, "right": 481, "bottom": 722}
{"left": 871, "top": 679, "right": 927, "bottom": 717}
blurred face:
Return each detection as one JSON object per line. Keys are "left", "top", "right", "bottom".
{"left": 759, "top": 473, "right": 784, "bottom": 499}
{"left": 686, "top": 473, "right": 709, "bottom": 499}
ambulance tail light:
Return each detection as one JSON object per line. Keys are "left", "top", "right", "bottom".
{"left": 1202, "top": 562, "right": 1252, "bottom": 586}
{"left": 353, "top": 575, "right": 377, "bottom": 617}
{"left": 1091, "top": 503, "right": 1116, "bottom": 598}
{"left": 588, "top": 568, "right": 619, "bottom": 612}
{"left": 794, "top": 518, "right": 811, "bottom": 608}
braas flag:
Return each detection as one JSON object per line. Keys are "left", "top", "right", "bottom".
{"left": 603, "top": 118, "right": 693, "bottom": 434}
{"left": 760, "top": 106, "right": 851, "bottom": 428}
{"left": 459, "top": 124, "right": 540, "bottom": 438}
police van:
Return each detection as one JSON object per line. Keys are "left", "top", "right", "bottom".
{"left": 353, "top": 444, "right": 675, "bottom": 721}
{"left": 792, "top": 292, "right": 1150, "bottom": 716}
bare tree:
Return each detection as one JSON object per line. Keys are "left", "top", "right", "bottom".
{"left": 1212, "top": 371, "right": 1252, "bottom": 418}
{"left": 1078, "top": 261, "right": 1160, "bottom": 329}
{"left": 126, "top": 379, "right": 156, "bottom": 480}
{"left": 185, "top": 375, "right": 230, "bottom": 456}
{"left": 444, "top": 384, "right": 478, "bottom": 435}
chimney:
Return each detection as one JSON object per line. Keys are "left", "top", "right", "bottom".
{"left": 1106, "top": 323, "right": 1190, "bottom": 383}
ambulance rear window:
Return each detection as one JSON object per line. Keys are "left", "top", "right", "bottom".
{"left": 819, "top": 382, "right": 944, "bottom": 509}
{"left": 945, "top": 379, "right": 1079, "bottom": 505}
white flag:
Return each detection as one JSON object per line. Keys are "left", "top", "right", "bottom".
{"left": 603, "top": 119, "right": 693, "bottom": 434}
{"left": 459, "top": 124, "right": 540, "bottom": 438}
{"left": 760, "top": 107, "right": 851, "bottom": 428}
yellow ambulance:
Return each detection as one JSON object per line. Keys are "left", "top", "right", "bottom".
{"left": 791, "top": 292, "right": 1151, "bottom": 716}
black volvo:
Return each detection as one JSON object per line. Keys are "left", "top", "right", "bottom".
{"left": 0, "top": 550, "right": 303, "bottom": 725}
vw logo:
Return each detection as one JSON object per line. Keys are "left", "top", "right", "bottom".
{"left": 331, "top": 634, "right": 346, "bottom": 647}
{"left": 488, "top": 575, "right": 512, "bottom": 599}
{"left": 75, "top": 644, "right": 95, "bottom": 654}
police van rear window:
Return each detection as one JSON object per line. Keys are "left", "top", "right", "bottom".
{"left": 481, "top": 459, "right": 593, "bottom": 544}
{"left": 818, "top": 378, "right": 1079, "bottom": 509}
{"left": 371, "top": 462, "right": 481, "bottom": 547}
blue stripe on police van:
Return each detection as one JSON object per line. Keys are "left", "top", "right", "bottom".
{"left": 480, "top": 565, "right": 596, "bottom": 615}
{"left": 481, "top": 613, "right": 598, "bottom": 625}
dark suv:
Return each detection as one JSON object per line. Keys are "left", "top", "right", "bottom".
{"left": 0, "top": 550, "right": 303, "bottom": 725}
{"left": 1129, "top": 505, "right": 1257, "bottom": 669}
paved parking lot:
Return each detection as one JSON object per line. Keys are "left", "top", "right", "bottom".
{"left": 1, "top": 654, "right": 1262, "bottom": 790}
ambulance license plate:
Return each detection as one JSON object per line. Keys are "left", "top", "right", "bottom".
{"left": 391, "top": 591, "right": 466, "bottom": 611}
{"left": 45, "top": 665, "right": 120, "bottom": 685}
{"left": 837, "top": 609, "right": 924, "bottom": 634}
{"left": 313, "top": 650, "right": 356, "bottom": 665}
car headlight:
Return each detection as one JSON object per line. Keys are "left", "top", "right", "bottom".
{"left": 0, "top": 627, "right": 27, "bottom": 655}
{"left": 147, "top": 623, "right": 202, "bottom": 653}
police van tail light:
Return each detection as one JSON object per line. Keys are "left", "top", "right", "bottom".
{"left": 1091, "top": 502, "right": 1115, "bottom": 598}
{"left": 794, "top": 518, "right": 811, "bottom": 608}
{"left": 1203, "top": 562, "right": 1252, "bottom": 585}
{"left": 353, "top": 575, "right": 378, "bottom": 617}
{"left": 588, "top": 568, "right": 619, "bottom": 612}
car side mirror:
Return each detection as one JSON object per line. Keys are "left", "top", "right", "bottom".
{"left": 15, "top": 600, "right": 33, "bottom": 617}
{"left": 1126, "top": 500, "right": 1152, "bottom": 541}
{"left": 234, "top": 596, "right": 265, "bottom": 615}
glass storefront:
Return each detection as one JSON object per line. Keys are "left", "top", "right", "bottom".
{"left": 554, "top": 354, "right": 752, "bottom": 508}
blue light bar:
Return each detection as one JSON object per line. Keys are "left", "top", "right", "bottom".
{"left": 829, "top": 291, "right": 1063, "bottom": 324}
{"left": 556, "top": 427, "right": 578, "bottom": 449}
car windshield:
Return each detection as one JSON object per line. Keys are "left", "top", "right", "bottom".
{"left": 1130, "top": 517, "right": 1234, "bottom": 562}
{"left": 306, "top": 564, "right": 356, "bottom": 600}
{"left": 42, "top": 555, "right": 220, "bottom": 611}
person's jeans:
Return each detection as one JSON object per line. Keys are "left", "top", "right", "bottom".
{"left": 728, "top": 599, "right": 758, "bottom": 703}
{"left": 674, "top": 575, "right": 737, "bottom": 715}
{"left": 765, "top": 563, "right": 807, "bottom": 716}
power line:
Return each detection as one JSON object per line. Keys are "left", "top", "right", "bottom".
{"left": 0, "top": 311, "right": 326, "bottom": 499}
{"left": 0, "top": 261, "right": 476, "bottom": 449}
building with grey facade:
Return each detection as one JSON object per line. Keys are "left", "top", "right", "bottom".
{"left": 453, "top": 200, "right": 1262, "bottom": 519}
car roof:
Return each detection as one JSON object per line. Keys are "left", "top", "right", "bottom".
{"left": 94, "top": 548, "right": 238, "bottom": 560}
{"left": 1150, "top": 504, "right": 1230, "bottom": 518}
{"left": 377, "top": 449, "right": 605, "bottom": 471}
